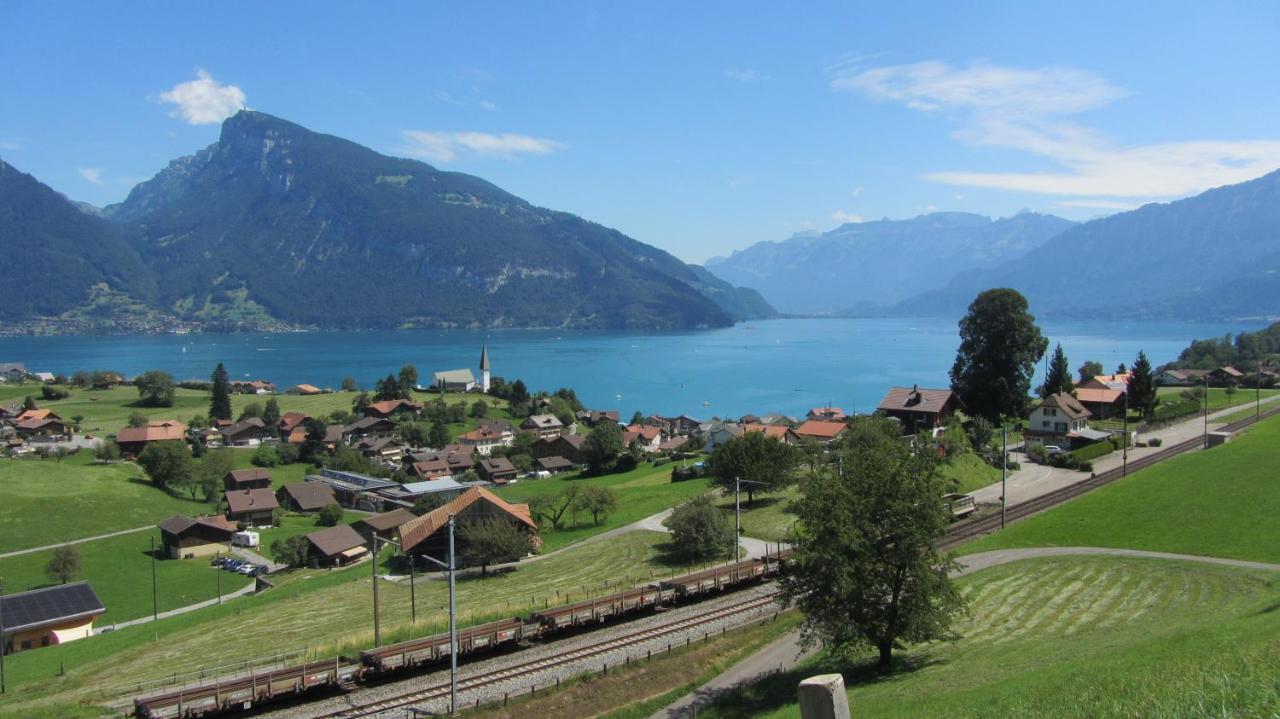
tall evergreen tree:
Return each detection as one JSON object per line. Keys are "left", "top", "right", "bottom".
{"left": 949, "top": 289, "right": 1049, "bottom": 422}
{"left": 210, "top": 363, "right": 232, "bottom": 420}
{"left": 262, "top": 398, "right": 281, "bottom": 434}
{"left": 1039, "top": 344, "right": 1075, "bottom": 397}
{"left": 1129, "top": 351, "right": 1159, "bottom": 420}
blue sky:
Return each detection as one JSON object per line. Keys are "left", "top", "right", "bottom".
{"left": 4, "top": 2, "right": 1280, "bottom": 263}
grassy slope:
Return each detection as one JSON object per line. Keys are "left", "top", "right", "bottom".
{"left": 0, "top": 531, "right": 684, "bottom": 717}
{"left": 961, "top": 412, "right": 1280, "bottom": 563}
{"left": 493, "top": 462, "right": 712, "bottom": 551}
{"left": 0, "top": 451, "right": 212, "bottom": 551}
{"left": 938, "top": 452, "right": 1000, "bottom": 494}
{"left": 700, "top": 556, "right": 1280, "bottom": 718}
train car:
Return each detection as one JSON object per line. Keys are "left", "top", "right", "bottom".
{"left": 134, "top": 658, "right": 358, "bottom": 719}
{"left": 943, "top": 493, "right": 977, "bottom": 519}
{"left": 532, "top": 586, "right": 663, "bottom": 629}
{"left": 359, "top": 617, "right": 526, "bottom": 672}
{"left": 661, "top": 557, "right": 768, "bottom": 597}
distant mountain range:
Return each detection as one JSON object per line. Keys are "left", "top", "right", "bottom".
{"left": 0, "top": 111, "right": 774, "bottom": 332}
{"left": 705, "top": 212, "right": 1075, "bottom": 315}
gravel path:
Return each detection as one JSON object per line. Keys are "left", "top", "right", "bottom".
{"left": 258, "top": 584, "right": 787, "bottom": 719}
{"left": 0, "top": 524, "right": 154, "bottom": 559}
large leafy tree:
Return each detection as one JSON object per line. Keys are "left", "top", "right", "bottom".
{"left": 583, "top": 421, "right": 625, "bottom": 475}
{"left": 666, "top": 495, "right": 735, "bottom": 562}
{"left": 706, "top": 431, "right": 802, "bottom": 504}
{"left": 210, "top": 363, "right": 232, "bottom": 421}
{"left": 458, "top": 518, "right": 532, "bottom": 575}
{"left": 782, "top": 417, "right": 966, "bottom": 670}
{"left": 572, "top": 486, "right": 618, "bottom": 525}
{"left": 137, "top": 440, "right": 193, "bottom": 490}
{"left": 135, "top": 370, "right": 176, "bottom": 408}
{"left": 1128, "top": 350, "right": 1159, "bottom": 420}
{"left": 950, "top": 288, "right": 1048, "bottom": 422}
{"left": 46, "top": 546, "right": 81, "bottom": 584}
{"left": 398, "top": 364, "right": 419, "bottom": 396}
{"left": 1077, "top": 360, "right": 1104, "bottom": 384}
{"left": 1039, "top": 343, "right": 1075, "bottom": 398}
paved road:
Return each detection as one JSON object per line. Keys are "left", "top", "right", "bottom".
{"left": 650, "top": 545, "right": 1280, "bottom": 717}
{"left": 971, "top": 393, "right": 1280, "bottom": 507}
{"left": 0, "top": 524, "right": 154, "bottom": 559}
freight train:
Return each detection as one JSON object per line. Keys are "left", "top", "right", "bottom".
{"left": 132, "top": 548, "right": 791, "bottom": 719}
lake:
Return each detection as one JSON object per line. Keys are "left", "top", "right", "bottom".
{"left": 0, "top": 318, "right": 1261, "bottom": 420}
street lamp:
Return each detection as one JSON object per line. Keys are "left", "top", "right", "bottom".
{"left": 376, "top": 515, "right": 458, "bottom": 715}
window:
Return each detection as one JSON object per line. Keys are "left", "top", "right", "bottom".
{"left": 41, "top": 636, "right": 49, "bottom": 647}
{"left": 1042, "top": 421, "right": 1050, "bottom": 428}
{"left": 21, "top": 640, "right": 32, "bottom": 650}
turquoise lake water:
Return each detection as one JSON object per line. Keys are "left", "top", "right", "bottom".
{"left": 0, "top": 318, "right": 1260, "bottom": 420}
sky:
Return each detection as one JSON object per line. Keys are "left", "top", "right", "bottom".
{"left": 4, "top": 2, "right": 1280, "bottom": 264}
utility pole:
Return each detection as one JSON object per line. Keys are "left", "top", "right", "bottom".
{"left": 372, "top": 536, "right": 381, "bottom": 647}
{"left": 1122, "top": 393, "right": 1129, "bottom": 477}
{"left": 1000, "top": 425, "right": 1007, "bottom": 530}
{"left": 217, "top": 552, "right": 222, "bottom": 605}
{"left": 1259, "top": 365, "right": 1263, "bottom": 422}
{"left": 150, "top": 536, "right": 158, "bottom": 622}
{"left": 733, "top": 478, "right": 766, "bottom": 562}
{"left": 408, "top": 552, "right": 416, "bottom": 625}
{"left": 448, "top": 515, "right": 457, "bottom": 716}
{"left": 1, "top": 578, "right": 7, "bottom": 695}
{"left": 1204, "top": 375, "right": 1209, "bottom": 448}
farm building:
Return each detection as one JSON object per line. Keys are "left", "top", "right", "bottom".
{"left": 224, "top": 488, "right": 279, "bottom": 526}
{"left": 305, "top": 525, "right": 369, "bottom": 567}
{"left": 398, "top": 486, "right": 538, "bottom": 562}
{"left": 224, "top": 468, "right": 272, "bottom": 492}
{"left": 0, "top": 582, "right": 105, "bottom": 653}
{"left": 158, "top": 514, "right": 237, "bottom": 559}
{"left": 116, "top": 421, "right": 187, "bottom": 456}
{"left": 277, "top": 481, "right": 339, "bottom": 512}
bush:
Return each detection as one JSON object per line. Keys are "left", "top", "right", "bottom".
{"left": 276, "top": 443, "right": 300, "bottom": 464}
{"left": 1149, "top": 437, "right": 1164, "bottom": 447}
{"left": 41, "top": 385, "right": 70, "bottom": 400}
{"left": 1068, "top": 440, "right": 1117, "bottom": 464}
{"left": 251, "top": 445, "right": 280, "bottom": 467}
{"left": 317, "top": 503, "right": 343, "bottom": 526}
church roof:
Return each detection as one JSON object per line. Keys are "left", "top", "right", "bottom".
{"left": 480, "top": 342, "right": 491, "bottom": 372}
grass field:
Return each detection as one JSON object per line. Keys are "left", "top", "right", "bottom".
{"left": 938, "top": 452, "right": 1001, "bottom": 494}
{"left": 962, "top": 413, "right": 1280, "bottom": 563}
{"left": 0, "top": 451, "right": 212, "bottom": 552}
{"left": 0, "top": 530, "right": 691, "bottom": 717}
{"left": 493, "top": 461, "right": 713, "bottom": 551}
{"left": 697, "top": 556, "right": 1280, "bottom": 718}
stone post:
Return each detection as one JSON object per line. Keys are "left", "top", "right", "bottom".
{"left": 798, "top": 673, "right": 850, "bottom": 719}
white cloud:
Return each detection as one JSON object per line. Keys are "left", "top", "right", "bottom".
{"left": 159, "top": 69, "right": 247, "bottom": 125}
{"left": 831, "top": 210, "right": 863, "bottom": 224}
{"left": 724, "top": 68, "right": 769, "bottom": 84}
{"left": 0, "top": 139, "right": 21, "bottom": 151}
{"left": 401, "top": 130, "right": 564, "bottom": 163}
{"left": 79, "top": 167, "right": 104, "bottom": 184}
{"left": 1055, "top": 198, "right": 1144, "bottom": 211}
{"left": 479, "top": 100, "right": 498, "bottom": 111}
{"left": 834, "top": 59, "right": 1280, "bottom": 202}
{"left": 850, "top": 186, "right": 864, "bottom": 198}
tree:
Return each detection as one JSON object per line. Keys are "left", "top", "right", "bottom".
{"left": 317, "top": 503, "right": 344, "bottom": 526}
{"left": 949, "top": 289, "right": 1048, "bottom": 423}
{"left": 137, "top": 441, "right": 192, "bottom": 490}
{"left": 428, "top": 420, "right": 450, "bottom": 449}
{"left": 666, "top": 496, "right": 735, "bottom": 562}
{"left": 413, "top": 492, "right": 445, "bottom": 516}
{"left": 1039, "top": 343, "right": 1075, "bottom": 398}
{"left": 1117, "top": 362, "right": 1128, "bottom": 374}
{"left": 95, "top": 440, "right": 121, "bottom": 462}
{"left": 41, "top": 384, "right": 69, "bottom": 401}
{"left": 458, "top": 519, "right": 532, "bottom": 575}
{"left": 1128, "top": 351, "right": 1160, "bottom": 421}
{"left": 1225, "top": 382, "right": 1238, "bottom": 399}
{"left": 583, "top": 421, "right": 625, "bottom": 475}
{"left": 238, "top": 402, "right": 263, "bottom": 422}
{"left": 630, "top": 410, "right": 646, "bottom": 425}
{"left": 135, "top": 370, "right": 177, "bottom": 408}
{"left": 210, "top": 363, "right": 232, "bottom": 421}
{"left": 195, "top": 449, "right": 233, "bottom": 502}
{"left": 706, "top": 432, "right": 802, "bottom": 504}
{"left": 262, "top": 398, "right": 281, "bottom": 434}
{"left": 398, "top": 364, "right": 419, "bottom": 395}
{"left": 469, "top": 400, "right": 489, "bottom": 419}
{"left": 270, "top": 535, "right": 311, "bottom": 568}
{"left": 352, "top": 391, "right": 371, "bottom": 415}
{"left": 251, "top": 445, "right": 280, "bottom": 467}
{"left": 46, "top": 546, "right": 81, "bottom": 584}
{"left": 529, "top": 486, "right": 580, "bottom": 530}
{"left": 1077, "top": 360, "right": 1104, "bottom": 384}
{"left": 965, "top": 416, "right": 994, "bottom": 454}
{"left": 127, "top": 411, "right": 149, "bottom": 428}
{"left": 781, "top": 417, "right": 966, "bottom": 670}
{"left": 22, "top": 395, "right": 37, "bottom": 411}
{"left": 572, "top": 486, "right": 618, "bottom": 525}
{"left": 374, "top": 374, "right": 403, "bottom": 401}
{"left": 398, "top": 421, "right": 431, "bottom": 448}
{"left": 299, "top": 418, "right": 329, "bottom": 465}
{"left": 510, "top": 379, "right": 530, "bottom": 404}
{"left": 341, "top": 376, "right": 358, "bottom": 392}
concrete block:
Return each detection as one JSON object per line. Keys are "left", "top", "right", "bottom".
{"left": 798, "top": 673, "right": 850, "bottom": 719}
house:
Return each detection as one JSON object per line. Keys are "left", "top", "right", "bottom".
{"left": 576, "top": 409, "right": 620, "bottom": 426}
{"left": 363, "top": 399, "right": 423, "bottom": 419}
{"left": 221, "top": 417, "right": 268, "bottom": 447}
{"left": 277, "top": 481, "right": 339, "bottom": 512}
{"left": 457, "top": 425, "right": 512, "bottom": 456}
{"left": 536, "top": 456, "right": 574, "bottom": 474}
{"left": 433, "top": 369, "right": 477, "bottom": 392}
{"left": 0, "top": 582, "right": 104, "bottom": 653}
{"left": 1078, "top": 373, "right": 1131, "bottom": 393}
{"left": 438, "top": 444, "right": 477, "bottom": 474}
{"left": 520, "top": 414, "right": 564, "bottom": 439}
{"left": 116, "top": 421, "right": 187, "bottom": 456}
{"left": 531, "top": 434, "right": 585, "bottom": 464}
{"left": 1073, "top": 387, "right": 1127, "bottom": 420}
{"left": 876, "top": 386, "right": 959, "bottom": 434}
{"left": 230, "top": 379, "right": 276, "bottom": 394}
{"left": 409, "top": 457, "right": 452, "bottom": 479}
{"left": 287, "top": 384, "right": 324, "bottom": 395}
{"left": 376, "top": 477, "right": 467, "bottom": 506}
{"left": 622, "top": 425, "right": 663, "bottom": 453}
{"left": 658, "top": 436, "right": 691, "bottom": 453}
{"left": 322, "top": 424, "right": 345, "bottom": 450}
{"left": 224, "top": 467, "right": 272, "bottom": 492}
{"left": 344, "top": 416, "right": 397, "bottom": 441}
{"left": 740, "top": 414, "right": 762, "bottom": 425}
{"left": 1155, "top": 368, "right": 1210, "bottom": 386}
{"left": 305, "top": 525, "right": 369, "bottom": 567}
{"left": 158, "top": 514, "right": 237, "bottom": 559}
{"left": 806, "top": 407, "right": 848, "bottom": 422}
{"left": 352, "top": 508, "right": 418, "bottom": 546}
{"left": 1025, "top": 393, "right": 1106, "bottom": 448}
{"left": 306, "top": 469, "right": 399, "bottom": 511}
{"left": 759, "top": 412, "right": 797, "bottom": 427}
{"left": 398, "top": 486, "right": 538, "bottom": 560}
{"left": 16, "top": 415, "right": 71, "bottom": 441}
{"left": 278, "top": 412, "right": 310, "bottom": 434}
{"left": 704, "top": 423, "right": 746, "bottom": 452}
{"left": 1207, "top": 366, "right": 1246, "bottom": 387}
{"left": 33, "top": 372, "right": 56, "bottom": 383}
{"left": 354, "top": 435, "right": 406, "bottom": 465}
{"left": 478, "top": 457, "right": 519, "bottom": 484}
{"left": 224, "top": 488, "right": 279, "bottom": 526}
{"left": 794, "top": 420, "right": 847, "bottom": 444}
{"left": 744, "top": 424, "right": 801, "bottom": 444}
{"left": 0, "top": 363, "right": 28, "bottom": 383}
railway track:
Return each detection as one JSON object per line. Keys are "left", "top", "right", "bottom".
{"left": 317, "top": 591, "right": 784, "bottom": 718}
{"left": 940, "top": 404, "right": 1280, "bottom": 551}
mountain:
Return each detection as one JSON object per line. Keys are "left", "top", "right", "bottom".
{"left": 0, "top": 159, "right": 156, "bottom": 321}
{"left": 893, "top": 169, "right": 1280, "bottom": 321}
{"left": 704, "top": 212, "right": 1075, "bottom": 314}
{"left": 89, "top": 110, "right": 772, "bottom": 330}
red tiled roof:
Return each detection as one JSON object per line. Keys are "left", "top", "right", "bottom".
{"left": 1074, "top": 388, "right": 1123, "bottom": 404}
{"left": 876, "top": 387, "right": 956, "bottom": 415}
{"left": 795, "top": 420, "right": 847, "bottom": 439}
{"left": 117, "top": 421, "right": 187, "bottom": 443}
{"left": 398, "top": 486, "right": 535, "bottom": 552}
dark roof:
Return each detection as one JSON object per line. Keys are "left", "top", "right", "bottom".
{"left": 480, "top": 457, "right": 517, "bottom": 474}
{"left": 279, "top": 482, "right": 337, "bottom": 511}
{"left": 537, "top": 456, "right": 574, "bottom": 471}
{"left": 354, "top": 508, "right": 417, "bottom": 532}
{"left": 877, "top": 387, "right": 956, "bottom": 415}
{"left": 399, "top": 487, "right": 536, "bottom": 552}
{"left": 158, "top": 514, "right": 236, "bottom": 536}
{"left": 480, "top": 343, "right": 491, "bottom": 371}
{"left": 224, "top": 488, "right": 280, "bottom": 514}
{"left": 1039, "top": 392, "right": 1091, "bottom": 420}
{"left": 0, "top": 581, "right": 105, "bottom": 633}
{"left": 306, "top": 524, "right": 367, "bottom": 557}
{"left": 222, "top": 417, "right": 267, "bottom": 436}
{"left": 226, "top": 468, "right": 272, "bottom": 484}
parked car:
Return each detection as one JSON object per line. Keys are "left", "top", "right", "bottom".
{"left": 1043, "top": 445, "right": 1064, "bottom": 457}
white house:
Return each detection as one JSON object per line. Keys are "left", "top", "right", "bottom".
{"left": 1025, "top": 392, "right": 1105, "bottom": 447}
{"left": 434, "top": 369, "right": 477, "bottom": 392}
